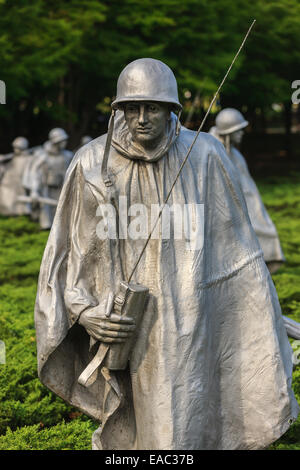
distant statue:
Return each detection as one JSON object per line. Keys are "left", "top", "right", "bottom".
{"left": 208, "top": 125, "right": 219, "bottom": 139}
{"left": 210, "top": 110, "right": 300, "bottom": 340}
{"left": 0, "top": 137, "right": 32, "bottom": 216}
{"left": 35, "top": 59, "right": 298, "bottom": 451}
{"left": 73, "top": 135, "right": 93, "bottom": 153}
{"left": 46, "top": 127, "right": 74, "bottom": 167}
{"left": 211, "top": 108, "right": 285, "bottom": 274}
{"left": 81, "top": 135, "right": 93, "bottom": 146}
{"left": 29, "top": 128, "right": 73, "bottom": 229}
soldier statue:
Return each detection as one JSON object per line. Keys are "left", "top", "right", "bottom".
{"left": 73, "top": 135, "right": 93, "bottom": 154}
{"left": 29, "top": 128, "right": 73, "bottom": 229}
{"left": 211, "top": 108, "right": 285, "bottom": 274}
{"left": 81, "top": 135, "right": 93, "bottom": 146}
{"left": 0, "top": 137, "right": 32, "bottom": 216}
{"left": 35, "top": 59, "right": 298, "bottom": 450}
{"left": 210, "top": 109, "right": 300, "bottom": 340}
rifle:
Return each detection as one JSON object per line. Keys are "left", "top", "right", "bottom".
{"left": 17, "top": 195, "right": 58, "bottom": 207}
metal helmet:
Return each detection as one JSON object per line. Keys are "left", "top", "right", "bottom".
{"left": 81, "top": 135, "right": 92, "bottom": 146}
{"left": 215, "top": 108, "right": 248, "bottom": 135}
{"left": 49, "top": 128, "right": 69, "bottom": 144}
{"left": 12, "top": 136, "right": 29, "bottom": 150}
{"left": 111, "top": 58, "right": 182, "bottom": 111}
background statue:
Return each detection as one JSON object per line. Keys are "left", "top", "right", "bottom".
{"left": 29, "top": 128, "right": 73, "bottom": 229}
{"left": 73, "top": 135, "right": 93, "bottom": 153}
{"left": 44, "top": 127, "right": 74, "bottom": 167}
{"left": 209, "top": 113, "right": 300, "bottom": 340}
{"left": 211, "top": 108, "right": 285, "bottom": 274}
{"left": 0, "top": 137, "right": 32, "bottom": 216}
{"left": 81, "top": 135, "right": 93, "bottom": 146}
{"left": 35, "top": 59, "right": 298, "bottom": 450}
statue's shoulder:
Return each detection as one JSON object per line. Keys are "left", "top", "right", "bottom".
{"left": 230, "top": 146, "right": 249, "bottom": 172}
{"left": 231, "top": 146, "right": 246, "bottom": 161}
{"left": 33, "top": 147, "right": 48, "bottom": 167}
{"left": 178, "top": 127, "right": 227, "bottom": 162}
{"left": 71, "top": 134, "right": 107, "bottom": 172}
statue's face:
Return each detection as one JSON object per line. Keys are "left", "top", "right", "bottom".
{"left": 231, "top": 129, "right": 244, "bottom": 145}
{"left": 124, "top": 101, "right": 170, "bottom": 148}
{"left": 57, "top": 140, "right": 67, "bottom": 150}
{"left": 13, "top": 147, "right": 22, "bottom": 155}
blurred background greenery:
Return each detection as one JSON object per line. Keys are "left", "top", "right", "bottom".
{"left": 0, "top": 0, "right": 300, "bottom": 175}
{"left": 0, "top": 0, "right": 300, "bottom": 451}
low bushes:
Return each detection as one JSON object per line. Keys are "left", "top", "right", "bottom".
{"left": 0, "top": 174, "right": 300, "bottom": 449}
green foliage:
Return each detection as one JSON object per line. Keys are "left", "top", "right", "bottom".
{"left": 3, "top": 0, "right": 299, "bottom": 140}
{"left": 223, "top": 0, "right": 300, "bottom": 108}
{"left": 0, "top": 215, "right": 48, "bottom": 283}
{"left": 256, "top": 176, "right": 300, "bottom": 324}
{"left": 0, "top": 418, "right": 97, "bottom": 450}
{"left": 255, "top": 174, "right": 300, "bottom": 449}
{"left": 0, "top": 0, "right": 299, "bottom": 145}
{"left": 0, "top": 175, "right": 300, "bottom": 449}
{"left": 0, "top": 215, "right": 97, "bottom": 448}
{"left": 0, "top": 0, "right": 241, "bottom": 105}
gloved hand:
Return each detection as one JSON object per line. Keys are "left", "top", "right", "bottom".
{"left": 78, "top": 306, "right": 136, "bottom": 344}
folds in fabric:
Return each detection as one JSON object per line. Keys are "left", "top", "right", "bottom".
{"left": 35, "top": 127, "right": 299, "bottom": 450}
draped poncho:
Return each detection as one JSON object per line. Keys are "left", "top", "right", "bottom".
{"left": 229, "top": 146, "right": 285, "bottom": 270}
{"left": 35, "top": 114, "right": 299, "bottom": 450}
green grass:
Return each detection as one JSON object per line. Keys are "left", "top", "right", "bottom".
{"left": 0, "top": 215, "right": 98, "bottom": 450}
{"left": 0, "top": 173, "right": 300, "bottom": 450}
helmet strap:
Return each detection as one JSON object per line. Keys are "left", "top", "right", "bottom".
{"left": 175, "top": 109, "right": 182, "bottom": 135}
{"left": 101, "top": 109, "right": 116, "bottom": 187}
{"left": 225, "top": 134, "right": 231, "bottom": 154}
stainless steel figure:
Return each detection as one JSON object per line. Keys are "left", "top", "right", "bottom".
{"left": 210, "top": 116, "right": 300, "bottom": 340}
{"left": 0, "top": 137, "right": 32, "bottom": 215}
{"left": 78, "top": 282, "right": 149, "bottom": 387}
{"left": 81, "top": 135, "right": 93, "bottom": 146}
{"left": 48, "top": 128, "right": 74, "bottom": 167}
{"left": 212, "top": 108, "right": 285, "bottom": 273}
{"left": 28, "top": 128, "right": 73, "bottom": 229}
{"left": 35, "top": 59, "right": 299, "bottom": 451}
{"left": 215, "top": 108, "right": 248, "bottom": 135}
{"left": 73, "top": 135, "right": 93, "bottom": 153}
{"left": 112, "top": 58, "right": 182, "bottom": 110}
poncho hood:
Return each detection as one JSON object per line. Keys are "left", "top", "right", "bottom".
{"left": 111, "top": 110, "right": 179, "bottom": 162}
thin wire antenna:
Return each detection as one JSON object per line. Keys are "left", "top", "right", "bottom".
{"left": 128, "top": 19, "right": 256, "bottom": 283}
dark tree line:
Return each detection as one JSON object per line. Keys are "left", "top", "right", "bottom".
{"left": 0, "top": 0, "right": 299, "bottom": 151}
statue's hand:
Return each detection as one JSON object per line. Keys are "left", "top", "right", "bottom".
{"left": 78, "top": 306, "right": 136, "bottom": 343}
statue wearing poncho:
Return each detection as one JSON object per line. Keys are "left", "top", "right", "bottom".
{"left": 0, "top": 137, "right": 32, "bottom": 216}
{"left": 29, "top": 128, "right": 73, "bottom": 229}
{"left": 35, "top": 59, "right": 299, "bottom": 450}
{"left": 212, "top": 108, "right": 285, "bottom": 274}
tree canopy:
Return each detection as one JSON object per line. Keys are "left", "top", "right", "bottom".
{"left": 0, "top": 0, "right": 299, "bottom": 149}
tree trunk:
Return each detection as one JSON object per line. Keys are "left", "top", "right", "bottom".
{"left": 283, "top": 101, "right": 292, "bottom": 157}
{"left": 58, "top": 76, "right": 65, "bottom": 107}
{"left": 260, "top": 107, "right": 267, "bottom": 134}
